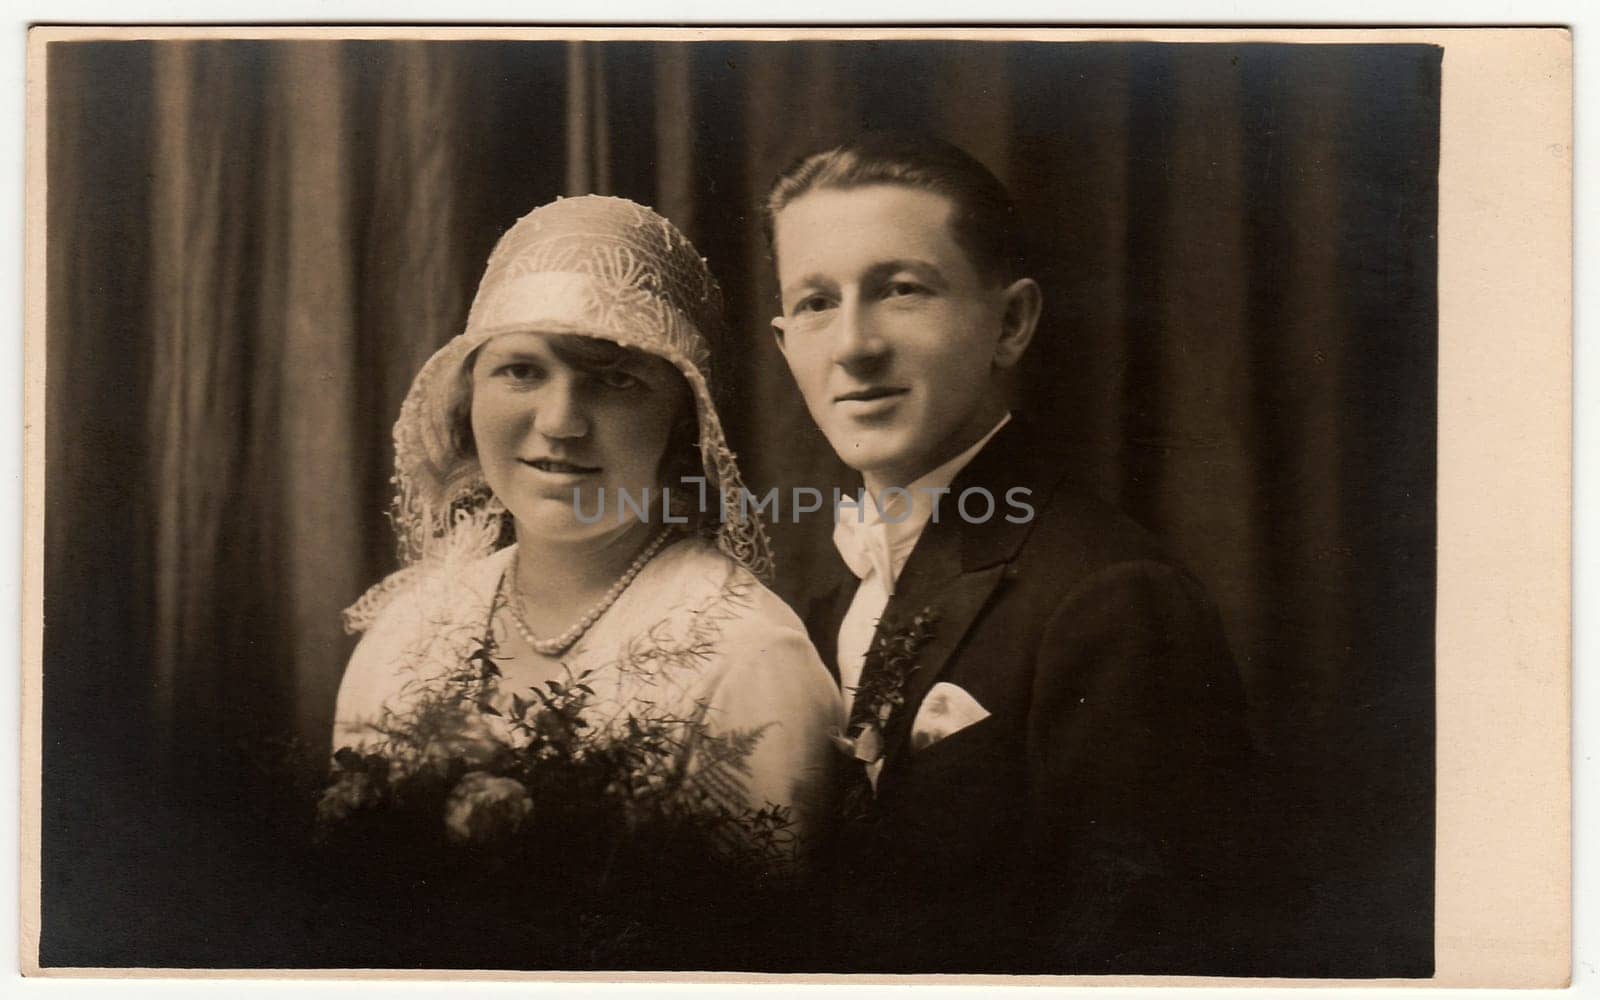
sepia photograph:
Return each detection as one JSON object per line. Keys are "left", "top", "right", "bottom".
{"left": 21, "top": 25, "right": 1571, "bottom": 985}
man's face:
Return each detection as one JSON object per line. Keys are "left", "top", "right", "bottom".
{"left": 771, "top": 184, "right": 1033, "bottom": 488}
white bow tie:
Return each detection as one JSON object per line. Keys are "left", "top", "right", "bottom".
{"left": 834, "top": 507, "right": 919, "bottom": 595}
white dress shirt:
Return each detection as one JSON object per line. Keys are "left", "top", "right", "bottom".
{"left": 834, "top": 414, "right": 1012, "bottom": 721}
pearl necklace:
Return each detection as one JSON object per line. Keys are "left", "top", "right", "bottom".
{"left": 503, "top": 527, "right": 674, "bottom": 657}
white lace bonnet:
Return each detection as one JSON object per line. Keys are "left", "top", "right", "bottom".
{"left": 368, "top": 195, "right": 773, "bottom": 609}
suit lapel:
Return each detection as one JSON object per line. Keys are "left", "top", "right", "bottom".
{"left": 866, "top": 415, "right": 1069, "bottom": 782}
{"left": 802, "top": 565, "right": 856, "bottom": 686}
{"left": 876, "top": 529, "right": 1007, "bottom": 774}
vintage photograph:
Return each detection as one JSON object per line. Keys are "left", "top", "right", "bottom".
{"left": 33, "top": 29, "right": 1445, "bottom": 977}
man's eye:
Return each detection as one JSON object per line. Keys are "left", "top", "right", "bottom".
{"left": 885, "top": 281, "right": 927, "bottom": 298}
{"left": 793, "top": 295, "right": 833, "bottom": 316}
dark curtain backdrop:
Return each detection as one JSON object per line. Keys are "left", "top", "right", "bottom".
{"left": 43, "top": 39, "right": 1439, "bottom": 975}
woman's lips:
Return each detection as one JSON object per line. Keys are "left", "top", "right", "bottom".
{"left": 521, "top": 458, "right": 601, "bottom": 475}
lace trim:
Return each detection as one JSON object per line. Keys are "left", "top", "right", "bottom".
{"left": 343, "top": 502, "right": 510, "bottom": 634}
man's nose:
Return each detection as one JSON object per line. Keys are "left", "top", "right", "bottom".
{"left": 532, "top": 378, "right": 589, "bottom": 439}
{"left": 829, "top": 298, "right": 889, "bottom": 371}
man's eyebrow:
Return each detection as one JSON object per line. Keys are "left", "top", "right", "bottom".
{"left": 780, "top": 273, "right": 834, "bottom": 298}
{"left": 866, "top": 258, "right": 947, "bottom": 285}
{"left": 783, "top": 259, "right": 947, "bottom": 296}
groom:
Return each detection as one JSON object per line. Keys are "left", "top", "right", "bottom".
{"left": 765, "top": 134, "right": 1254, "bottom": 973}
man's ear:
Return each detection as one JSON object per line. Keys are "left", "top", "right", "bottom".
{"left": 770, "top": 316, "right": 789, "bottom": 354}
{"left": 993, "top": 277, "right": 1042, "bottom": 370}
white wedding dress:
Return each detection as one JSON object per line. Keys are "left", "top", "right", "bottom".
{"left": 333, "top": 535, "right": 842, "bottom": 854}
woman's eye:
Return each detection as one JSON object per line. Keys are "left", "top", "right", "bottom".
{"left": 596, "top": 369, "right": 642, "bottom": 391}
{"left": 497, "top": 362, "right": 544, "bottom": 382}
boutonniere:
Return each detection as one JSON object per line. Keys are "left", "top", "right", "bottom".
{"left": 833, "top": 605, "right": 941, "bottom": 767}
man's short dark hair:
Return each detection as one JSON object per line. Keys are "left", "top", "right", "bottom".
{"left": 763, "top": 133, "right": 1024, "bottom": 285}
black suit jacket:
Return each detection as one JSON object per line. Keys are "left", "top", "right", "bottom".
{"left": 801, "top": 418, "right": 1254, "bottom": 974}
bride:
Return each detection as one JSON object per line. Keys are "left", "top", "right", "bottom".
{"left": 330, "top": 195, "right": 840, "bottom": 871}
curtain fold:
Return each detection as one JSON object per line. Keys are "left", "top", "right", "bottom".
{"left": 357, "top": 42, "right": 474, "bottom": 573}
{"left": 273, "top": 44, "right": 364, "bottom": 743}
{"left": 148, "top": 42, "right": 276, "bottom": 763}
{"left": 135, "top": 41, "right": 483, "bottom": 758}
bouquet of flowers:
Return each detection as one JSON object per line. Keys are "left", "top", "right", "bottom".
{"left": 310, "top": 619, "right": 802, "bottom": 970}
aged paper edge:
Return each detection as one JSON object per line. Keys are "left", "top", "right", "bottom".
{"left": 17, "top": 24, "right": 1574, "bottom": 989}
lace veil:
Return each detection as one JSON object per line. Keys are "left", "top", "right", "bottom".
{"left": 345, "top": 195, "right": 773, "bottom": 632}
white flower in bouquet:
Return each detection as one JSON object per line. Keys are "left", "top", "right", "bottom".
{"left": 316, "top": 770, "right": 384, "bottom": 825}
{"left": 444, "top": 771, "right": 534, "bottom": 844}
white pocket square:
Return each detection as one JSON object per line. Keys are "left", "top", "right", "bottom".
{"left": 910, "top": 682, "right": 990, "bottom": 751}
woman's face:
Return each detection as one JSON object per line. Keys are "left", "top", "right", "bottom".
{"left": 470, "top": 331, "right": 688, "bottom": 547}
